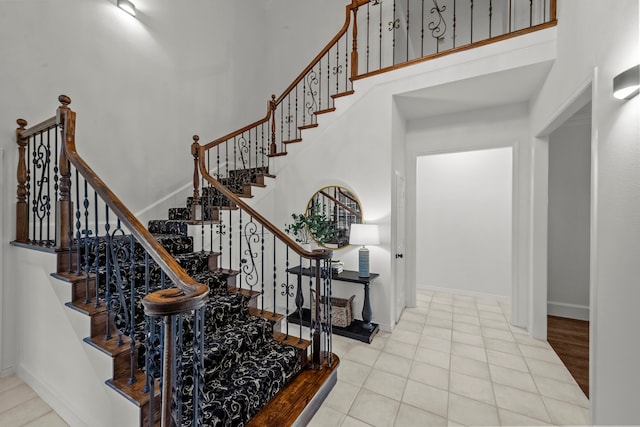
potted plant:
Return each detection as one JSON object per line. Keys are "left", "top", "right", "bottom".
{"left": 285, "top": 204, "right": 336, "bottom": 247}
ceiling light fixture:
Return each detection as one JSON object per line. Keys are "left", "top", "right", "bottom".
{"left": 117, "top": 0, "right": 136, "bottom": 17}
{"left": 613, "top": 64, "right": 639, "bottom": 100}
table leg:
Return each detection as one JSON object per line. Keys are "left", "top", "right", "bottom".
{"left": 362, "top": 281, "right": 373, "bottom": 330}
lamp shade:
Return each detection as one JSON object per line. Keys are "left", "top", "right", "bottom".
{"left": 349, "top": 223, "right": 380, "bottom": 246}
{"left": 613, "top": 64, "right": 640, "bottom": 100}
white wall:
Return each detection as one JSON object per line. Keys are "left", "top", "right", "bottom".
{"left": 415, "top": 147, "right": 512, "bottom": 297}
{"left": 529, "top": 0, "right": 640, "bottom": 423}
{"left": 406, "top": 103, "right": 533, "bottom": 327}
{"left": 547, "top": 112, "right": 591, "bottom": 320}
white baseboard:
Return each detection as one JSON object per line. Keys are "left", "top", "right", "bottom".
{"left": 547, "top": 300, "right": 589, "bottom": 321}
{"left": 18, "top": 365, "right": 88, "bottom": 427}
{"left": 416, "top": 284, "right": 510, "bottom": 304}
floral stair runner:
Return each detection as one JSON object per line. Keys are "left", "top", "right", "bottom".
{"left": 88, "top": 198, "right": 303, "bottom": 425}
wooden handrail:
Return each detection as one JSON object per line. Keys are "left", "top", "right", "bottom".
{"left": 55, "top": 96, "right": 208, "bottom": 316}
{"left": 202, "top": 0, "right": 368, "bottom": 152}
{"left": 196, "top": 142, "right": 332, "bottom": 261}
{"left": 274, "top": 0, "right": 366, "bottom": 105}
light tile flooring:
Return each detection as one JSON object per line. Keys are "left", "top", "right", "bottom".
{"left": 309, "top": 289, "right": 590, "bottom": 427}
{"left": 0, "top": 376, "right": 68, "bottom": 426}
{"left": 1, "top": 289, "right": 589, "bottom": 427}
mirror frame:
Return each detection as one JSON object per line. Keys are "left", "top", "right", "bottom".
{"left": 306, "top": 185, "right": 363, "bottom": 249}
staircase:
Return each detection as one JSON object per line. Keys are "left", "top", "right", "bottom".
{"left": 10, "top": 1, "right": 557, "bottom": 425}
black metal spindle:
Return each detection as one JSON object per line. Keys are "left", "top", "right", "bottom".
{"left": 74, "top": 170, "right": 82, "bottom": 275}
{"left": 45, "top": 129, "right": 52, "bottom": 244}
{"left": 93, "top": 190, "right": 101, "bottom": 308}
{"left": 470, "top": 0, "right": 474, "bottom": 43}
{"left": 453, "top": 0, "right": 457, "bottom": 48}
{"left": 104, "top": 205, "right": 112, "bottom": 340}
{"left": 83, "top": 179, "right": 90, "bottom": 304}
{"left": 260, "top": 225, "right": 265, "bottom": 315}
{"left": 283, "top": 247, "right": 291, "bottom": 338}
{"left": 489, "top": 0, "right": 493, "bottom": 37}
{"left": 53, "top": 127, "right": 59, "bottom": 247}
{"left": 128, "top": 234, "right": 137, "bottom": 385}
{"left": 529, "top": 0, "right": 533, "bottom": 27}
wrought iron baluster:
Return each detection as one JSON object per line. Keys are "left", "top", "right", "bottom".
{"left": 83, "top": 179, "right": 91, "bottom": 304}
{"left": 281, "top": 247, "right": 292, "bottom": 338}
{"left": 489, "top": 0, "right": 493, "bottom": 37}
{"left": 93, "top": 191, "right": 101, "bottom": 308}
{"left": 260, "top": 225, "right": 265, "bottom": 314}
{"left": 128, "top": 234, "right": 136, "bottom": 385}
{"left": 529, "top": 0, "right": 533, "bottom": 27}
{"left": 406, "top": 0, "right": 409, "bottom": 62}
{"left": 239, "top": 210, "right": 243, "bottom": 288}
{"left": 104, "top": 205, "right": 113, "bottom": 340}
{"left": 53, "top": 125, "right": 59, "bottom": 246}
{"left": 470, "top": 0, "right": 474, "bottom": 43}
{"left": 74, "top": 169, "right": 81, "bottom": 275}
{"left": 453, "top": 0, "right": 457, "bottom": 48}
{"left": 273, "top": 235, "right": 277, "bottom": 318}
{"left": 45, "top": 129, "right": 52, "bottom": 244}
{"left": 192, "top": 307, "right": 206, "bottom": 427}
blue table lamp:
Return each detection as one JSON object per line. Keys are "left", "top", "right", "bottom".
{"left": 349, "top": 223, "right": 380, "bottom": 277}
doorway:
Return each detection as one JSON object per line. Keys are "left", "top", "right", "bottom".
{"left": 415, "top": 147, "right": 513, "bottom": 298}
{"left": 546, "top": 103, "right": 592, "bottom": 397}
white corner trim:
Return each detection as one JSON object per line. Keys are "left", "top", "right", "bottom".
{"left": 547, "top": 301, "right": 590, "bottom": 321}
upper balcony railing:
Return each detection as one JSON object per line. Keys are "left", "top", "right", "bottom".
{"left": 198, "top": 0, "right": 556, "bottom": 185}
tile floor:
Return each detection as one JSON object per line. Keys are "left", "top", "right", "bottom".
{"left": 0, "top": 375, "right": 68, "bottom": 426}
{"left": 309, "top": 289, "right": 590, "bottom": 427}
{"left": 1, "top": 289, "right": 590, "bottom": 427}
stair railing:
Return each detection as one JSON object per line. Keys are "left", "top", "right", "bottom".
{"left": 195, "top": 0, "right": 556, "bottom": 199}
{"left": 15, "top": 96, "right": 209, "bottom": 427}
{"left": 194, "top": 140, "right": 335, "bottom": 369}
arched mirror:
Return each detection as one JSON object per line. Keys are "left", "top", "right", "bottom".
{"left": 306, "top": 186, "right": 362, "bottom": 249}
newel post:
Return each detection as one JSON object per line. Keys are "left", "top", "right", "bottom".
{"left": 191, "top": 135, "right": 201, "bottom": 220}
{"left": 56, "top": 95, "right": 74, "bottom": 251}
{"left": 350, "top": 0, "right": 359, "bottom": 80}
{"left": 15, "top": 118, "right": 29, "bottom": 243}
{"left": 269, "top": 94, "right": 277, "bottom": 155}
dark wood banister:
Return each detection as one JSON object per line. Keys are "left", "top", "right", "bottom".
{"left": 273, "top": 0, "right": 367, "bottom": 106}
{"left": 195, "top": 142, "right": 332, "bottom": 261}
{"left": 55, "top": 96, "right": 209, "bottom": 316}
{"left": 202, "top": 0, "right": 367, "bottom": 152}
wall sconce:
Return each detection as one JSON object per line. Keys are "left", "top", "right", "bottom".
{"left": 613, "top": 64, "right": 639, "bottom": 100}
{"left": 117, "top": 0, "right": 136, "bottom": 17}
{"left": 349, "top": 223, "right": 380, "bottom": 278}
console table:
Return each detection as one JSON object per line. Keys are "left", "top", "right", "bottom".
{"left": 286, "top": 266, "right": 380, "bottom": 343}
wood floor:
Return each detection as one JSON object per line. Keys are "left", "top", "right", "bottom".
{"left": 547, "top": 315, "right": 589, "bottom": 397}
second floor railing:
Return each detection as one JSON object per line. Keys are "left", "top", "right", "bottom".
{"left": 197, "top": 0, "right": 556, "bottom": 191}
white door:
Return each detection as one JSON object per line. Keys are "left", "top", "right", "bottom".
{"left": 395, "top": 172, "right": 406, "bottom": 322}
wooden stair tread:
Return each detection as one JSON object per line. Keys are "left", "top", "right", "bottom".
{"left": 283, "top": 138, "right": 302, "bottom": 144}
{"left": 331, "top": 90, "right": 355, "bottom": 99}
{"left": 298, "top": 123, "right": 318, "bottom": 130}
{"left": 273, "top": 331, "right": 311, "bottom": 350}
{"left": 52, "top": 271, "right": 94, "bottom": 284}
{"left": 247, "top": 355, "right": 339, "bottom": 427}
{"left": 65, "top": 301, "right": 104, "bottom": 317}
{"left": 314, "top": 107, "right": 336, "bottom": 115}
{"left": 267, "top": 151, "right": 287, "bottom": 157}
{"left": 83, "top": 335, "right": 135, "bottom": 357}
{"left": 248, "top": 307, "right": 284, "bottom": 323}
{"left": 106, "top": 370, "right": 159, "bottom": 407}
{"left": 227, "top": 286, "right": 260, "bottom": 299}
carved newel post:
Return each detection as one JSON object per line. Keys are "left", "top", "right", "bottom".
{"left": 191, "top": 135, "right": 201, "bottom": 220}
{"left": 269, "top": 94, "right": 277, "bottom": 155}
{"left": 15, "top": 118, "right": 29, "bottom": 243}
{"left": 56, "top": 95, "right": 74, "bottom": 251}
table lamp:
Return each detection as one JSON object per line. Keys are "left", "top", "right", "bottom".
{"left": 349, "top": 223, "right": 380, "bottom": 277}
